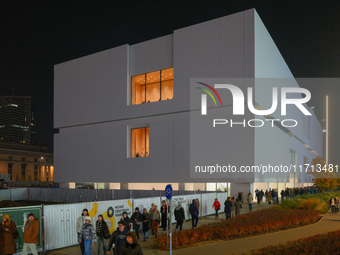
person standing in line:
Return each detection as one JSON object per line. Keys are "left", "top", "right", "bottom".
{"left": 77, "top": 209, "right": 91, "bottom": 255}
{"left": 22, "top": 213, "right": 39, "bottom": 255}
{"left": 196, "top": 198, "right": 200, "bottom": 217}
{"left": 131, "top": 208, "right": 142, "bottom": 240}
{"left": 247, "top": 192, "right": 253, "bottom": 212}
{"left": 96, "top": 214, "right": 109, "bottom": 255}
{"left": 256, "top": 190, "right": 261, "bottom": 205}
{"left": 160, "top": 200, "right": 168, "bottom": 232}
{"left": 268, "top": 191, "right": 272, "bottom": 204}
{"left": 237, "top": 192, "right": 243, "bottom": 208}
{"left": 79, "top": 216, "right": 96, "bottom": 255}
{"left": 121, "top": 212, "right": 130, "bottom": 227}
{"left": 108, "top": 220, "right": 129, "bottom": 255}
{"left": 231, "top": 197, "right": 235, "bottom": 218}
{"left": 149, "top": 205, "right": 160, "bottom": 237}
{"left": 224, "top": 197, "right": 232, "bottom": 219}
{"left": 148, "top": 203, "right": 155, "bottom": 234}
{"left": 212, "top": 198, "right": 221, "bottom": 219}
{"left": 119, "top": 232, "right": 144, "bottom": 255}
{"left": 330, "top": 196, "right": 336, "bottom": 213}
{"left": 189, "top": 199, "right": 199, "bottom": 228}
{"left": 0, "top": 214, "right": 17, "bottom": 255}
{"left": 234, "top": 199, "right": 241, "bottom": 216}
{"left": 142, "top": 208, "right": 150, "bottom": 241}
{"left": 174, "top": 202, "right": 185, "bottom": 231}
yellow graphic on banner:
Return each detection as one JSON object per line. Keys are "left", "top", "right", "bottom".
{"left": 128, "top": 200, "right": 133, "bottom": 208}
{"left": 88, "top": 202, "right": 98, "bottom": 218}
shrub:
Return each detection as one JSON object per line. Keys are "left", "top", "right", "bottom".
{"left": 155, "top": 208, "right": 320, "bottom": 250}
{"left": 249, "top": 230, "right": 340, "bottom": 255}
{"left": 280, "top": 198, "right": 300, "bottom": 209}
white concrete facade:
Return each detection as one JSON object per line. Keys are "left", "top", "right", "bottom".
{"left": 54, "top": 9, "right": 323, "bottom": 194}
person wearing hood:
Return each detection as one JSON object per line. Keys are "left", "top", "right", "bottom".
{"left": 174, "top": 202, "right": 185, "bottom": 231}
{"left": 119, "top": 232, "right": 143, "bottom": 255}
{"left": 77, "top": 209, "right": 91, "bottom": 255}
{"left": 79, "top": 216, "right": 96, "bottom": 255}
{"left": 224, "top": 197, "right": 232, "bottom": 219}
{"left": 0, "top": 213, "right": 17, "bottom": 255}
{"left": 131, "top": 207, "right": 142, "bottom": 239}
{"left": 22, "top": 213, "right": 39, "bottom": 255}
{"left": 189, "top": 199, "right": 199, "bottom": 228}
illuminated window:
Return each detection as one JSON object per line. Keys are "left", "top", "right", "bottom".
{"left": 131, "top": 127, "right": 149, "bottom": 158}
{"left": 131, "top": 68, "right": 173, "bottom": 105}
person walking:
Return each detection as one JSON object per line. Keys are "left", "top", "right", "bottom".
{"left": 77, "top": 209, "right": 91, "bottom": 255}
{"left": 160, "top": 200, "right": 168, "bottom": 232}
{"left": 234, "top": 199, "right": 241, "bottom": 216}
{"left": 174, "top": 202, "right": 185, "bottom": 231}
{"left": 96, "top": 214, "right": 109, "bottom": 255}
{"left": 335, "top": 197, "right": 339, "bottom": 213}
{"left": 247, "top": 192, "right": 253, "bottom": 212}
{"left": 224, "top": 197, "right": 232, "bottom": 219}
{"left": 142, "top": 208, "right": 150, "bottom": 241}
{"left": 0, "top": 214, "right": 17, "bottom": 255}
{"left": 231, "top": 197, "right": 235, "bottom": 218}
{"left": 212, "top": 198, "right": 221, "bottom": 219}
{"left": 131, "top": 208, "right": 142, "bottom": 240}
{"left": 22, "top": 213, "right": 39, "bottom": 255}
{"left": 119, "top": 232, "right": 143, "bottom": 255}
{"left": 149, "top": 205, "right": 160, "bottom": 237}
{"left": 189, "top": 199, "right": 199, "bottom": 228}
{"left": 79, "top": 216, "right": 96, "bottom": 255}
{"left": 108, "top": 220, "right": 129, "bottom": 255}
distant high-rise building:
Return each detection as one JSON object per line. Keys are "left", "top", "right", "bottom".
{"left": 0, "top": 96, "right": 32, "bottom": 144}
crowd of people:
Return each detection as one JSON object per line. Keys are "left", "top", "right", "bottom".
{"left": 0, "top": 212, "right": 39, "bottom": 255}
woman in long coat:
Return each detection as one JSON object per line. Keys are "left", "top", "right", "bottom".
{"left": 0, "top": 214, "right": 17, "bottom": 255}
{"left": 224, "top": 197, "right": 232, "bottom": 219}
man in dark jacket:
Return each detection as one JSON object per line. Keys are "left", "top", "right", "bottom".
{"left": 189, "top": 199, "right": 199, "bottom": 228}
{"left": 108, "top": 220, "right": 129, "bottom": 255}
{"left": 174, "top": 202, "right": 185, "bottom": 230}
{"left": 224, "top": 197, "right": 232, "bottom": 219}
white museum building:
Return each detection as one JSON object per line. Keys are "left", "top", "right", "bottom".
{"left": 54, "top": 9, "right": 323, "bottom": 196}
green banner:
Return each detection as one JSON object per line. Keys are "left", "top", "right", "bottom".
{"left": 0, "top": 206, "right": 42, "bottom": 252}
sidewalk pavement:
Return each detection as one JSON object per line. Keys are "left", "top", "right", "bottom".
{"left": 46, "top": 201, "right": 338, "bottom": 255}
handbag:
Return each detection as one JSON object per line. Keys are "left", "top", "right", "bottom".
{"left": 13, "top": 230, "right": 19, "bottom": 239}
{"left": 217, "top": 206, "right": 221, "bottom": 211}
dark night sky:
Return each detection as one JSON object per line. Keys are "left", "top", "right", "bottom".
{"left": 1, "top": 1, "right": 339, "bottom": 162}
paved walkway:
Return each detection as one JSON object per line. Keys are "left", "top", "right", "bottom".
{"left": 46, "top": 202, "right": 337, "bottom": 255}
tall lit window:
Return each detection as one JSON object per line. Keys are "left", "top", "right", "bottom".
{"left": 131, "top": 68, "right": 173, "bottom": 105}
{"left": 131, "top": 127, "right": 149, "bottom": 158}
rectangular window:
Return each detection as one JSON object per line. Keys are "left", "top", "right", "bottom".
{"left": 34, "top": 165, "right": 38, "bottom": 170}
{"left": 8, "top": 164, "right": 13, "bottom": 178}
{"left": 131, "top": 68, "right": 173, "bottom": 105}
{"left": 34, "top": 170, "right": 38, "bottom": 181}
{"left": 34, "top": 158, "right": 37, "bottom": 163}
{"left": 8, "top": 156, "right": 13, "bottom": 161}
{"left": 21, "top": 164, "right": 26, "bottom": 181}
{"left": 131, "top": 127, "right": 149, "bottom": 158}
{"left": 22, "top": 157, "right": 25, "bottom": 162}
{"left": 290, "top": 149, "right": 297, "bottom": 165}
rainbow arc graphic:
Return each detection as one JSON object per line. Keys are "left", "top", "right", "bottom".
{"left": 196, "top": 82, "right": 222, "bottom": 115}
